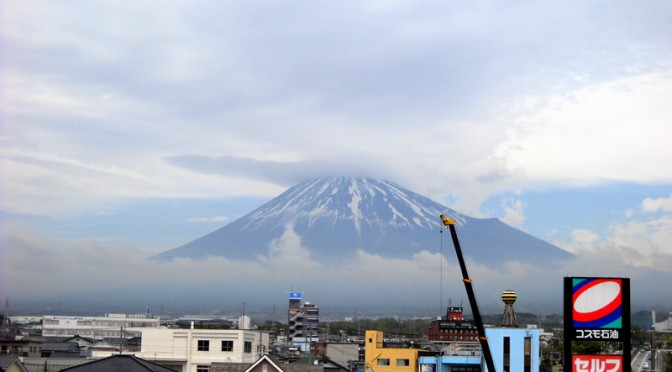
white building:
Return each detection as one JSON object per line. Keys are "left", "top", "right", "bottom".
{"left": 136, "top": 328, "right": 270, "bottom": 372}
{"left": 653, "top": 313, "right": 672, "bottom": 332}
{"left": 42, "top": 314, "right": 160, "bottom": 338}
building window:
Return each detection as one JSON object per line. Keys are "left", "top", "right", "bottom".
{"left": 396, "top": 359, "right": 410, "bottom": 366}
{"left": 524, "top": 336, "right": 531, "bottom": 372}
{"left": 197, "top": 340, "right": 210, "bottom": 351}
{"left": 503, "top": 336, "right": 510, "bottom": 372}
{"left": 377, "top": 359, "right": 390, "bottom": 366}
{"left": 222, "top": 340, "right": 234, "bottom": 352}
{"left": 196, "top": 365, "right": 210, "bottom": 372}
{"left": 244, "top": 341, "right": 252, "bottom": 353}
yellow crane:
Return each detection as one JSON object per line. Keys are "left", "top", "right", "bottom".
{"left": 440, "top": 215, "right": 496, "bottom": 372}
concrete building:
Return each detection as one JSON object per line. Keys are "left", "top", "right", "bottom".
{"left": 364, "top": 330, "right": 419, "bottom": 372}
{"left": 136, "top": 328, "right": 270, "bottom": 372}
{"left": 366, "top": 325, "right": 540, "bottom": 372}
{"left": 42, "top": 313, "right": 160, "bottom": 338}
{"left": 322, "top": 342, "right": 361, "bottom": 371}
{"left": 418, "top": 326, "right": 541, "bottom": 372}
{"left": 288, "top": 293, "right": 319, "bottom": 344}
{"left": 653, "top": 312, "right": 672, "bottom": 333}
{"left": 0, "top": 338, "right": 45, "bottom": 358}
{"left": 427, "top": 307, "right": 478, "bottom": 342}
{"left": 287, "top": 292, "right": 319, "bottom": 352}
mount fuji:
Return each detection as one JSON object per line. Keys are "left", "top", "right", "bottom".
{"left": 154, "top": 177, "right": 572, "bottom": 266}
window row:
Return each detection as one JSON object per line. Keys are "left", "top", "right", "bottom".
{"left": 197, "top": 340, "right": 252, "bottom": 352}
{"left": 376, "top": 358, "right": 410, "bottom": 367}
{"left": 439, "top": 329, "right": 476, "bottom": 333}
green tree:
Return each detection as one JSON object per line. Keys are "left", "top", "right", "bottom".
{"left": 571, "top": 341, "right": 604, "bottom": 354}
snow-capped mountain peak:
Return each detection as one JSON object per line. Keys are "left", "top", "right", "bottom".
{"left": 154, "top": 177, "right": 571, "bottom": 265}
{"left": 243, "top": 177, "right": 462, "bottom": 232}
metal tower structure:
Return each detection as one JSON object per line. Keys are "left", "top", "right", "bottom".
{"left": 500, "top": 290, "right": 519, "bottom": 327}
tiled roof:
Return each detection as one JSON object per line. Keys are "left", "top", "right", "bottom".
{"left": 58, "top": 354, "right": 177, "bottom": 372}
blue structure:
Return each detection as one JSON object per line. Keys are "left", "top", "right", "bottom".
{"left": 419, "top": 326, "right": 541, "bottom": 372}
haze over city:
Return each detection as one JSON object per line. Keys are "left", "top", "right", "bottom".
{"left": 1, "top": 1, "right": 671, "bottom": 317}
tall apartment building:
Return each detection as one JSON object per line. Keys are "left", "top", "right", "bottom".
{"left": 287, "top": 292, "right": 318, "bottom": 342}
{"left": 42, "top": 314, "right": 160, "bottom": 338}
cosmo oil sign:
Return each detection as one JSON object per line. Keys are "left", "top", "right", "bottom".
{"left": 564, "top": 277, "right": 630, "bottom": 341}
{"left": 564, "top": 277, "right": 631, "bottom": 371}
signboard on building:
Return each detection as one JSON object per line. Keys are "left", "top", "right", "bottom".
{"left": 563, "top": 277, "right": 631, "bottom": 371}
{"left": 289, "top": 292, "right": 302, "bottom": 300}
{"left": 571, "top": 355, "right": 622, "bottom": 372}
{"left": 564, "top": 277, "right": 630, "bottom": 342}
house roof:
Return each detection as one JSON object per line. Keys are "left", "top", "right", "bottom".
{"left": 88, "top": 341, "right": 119, "bottom": 350}
{"left": 49, "top": 350, "right": 82, "bottom": 359}
{"left": 58, "top": 354, "right": 177, "bottom": 372}
{"left": 0, "top": 355, "right": 29, "bottom": 372}
{"left": 63, "top": 335, "right": 95, "bottom": 344}
{"left": 320, "top": 357, "right": 349, "bottom": 372}
{"left": 242, "top": 355, "right": 328, "bottom": 372}
{"left": 42, "top": 342, "right": 79, "bottom": 352}
{"left": 245, "top": 354, "right": 285, "bottom": 372}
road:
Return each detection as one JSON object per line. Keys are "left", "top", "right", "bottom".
{"left": 632, "top": 349, "right": 670, "bottom": 372}
{"left": 632, "top": 350, "right": 651, "bottom": 371}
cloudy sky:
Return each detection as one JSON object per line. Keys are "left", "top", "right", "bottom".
{"left": 1, "top": 1, "right": 671, "bottom": 315}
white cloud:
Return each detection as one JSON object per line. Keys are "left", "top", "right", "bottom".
{"left": 500, "top": 198, "right": 526, "bottom": 227}
{"left": 495, "top": 72, "right": 672, "bottom": 186}
{"left": 642, "top": 194, "right": 672, "bottom": 213}
{"left": 262, "top": 223, "right": 316, "bottom": 267}
{"left": 2, "top": 222, "right": 670, "bottom": 314}
{"left": 555, "top": 215, "right": 672, "bottom": 273}
{"left": 1, "top": 1, "right": 670, "bottom": 223}
{"left": 559, "top": 229, "right": 601, "bottom": 255}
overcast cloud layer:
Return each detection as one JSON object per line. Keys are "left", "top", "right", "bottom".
{"left": 1, "top": 1, "right": 671, "bottom": 314}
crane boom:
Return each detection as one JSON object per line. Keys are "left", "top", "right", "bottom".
{"left": 440, "top": 215, "right": 496, "bottom": 372}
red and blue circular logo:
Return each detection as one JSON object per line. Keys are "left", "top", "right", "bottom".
{"left": 572, "top": 278, "right": 622, "bottom": 328}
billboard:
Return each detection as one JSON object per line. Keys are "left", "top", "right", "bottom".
{"left": 289, "top": 292, "right": 302, "bottom": 300}
{"left": 571, "top": 355, "right": 622, "bottom": 372}
{"left": 564, "top": 277, "right": 631, "bottom": 372}
{"left": 564, "top": 277, "right": 630, "bottom": 342}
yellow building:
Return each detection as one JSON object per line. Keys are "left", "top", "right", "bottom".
{"left": 364, "top": 330, "right": 418, "bottom": 372}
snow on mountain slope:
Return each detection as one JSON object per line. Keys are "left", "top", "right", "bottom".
{"left": 153, "top": 177, "right": 572, "bottom": 265}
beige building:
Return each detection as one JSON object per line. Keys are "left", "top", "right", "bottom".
{"left": 42, "top": 313, "right": 160, "bottom": 338}
{"left": 136, "top": 328, "right": 270, "bottom": 372}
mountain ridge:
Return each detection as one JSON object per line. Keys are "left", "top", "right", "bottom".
{"left": 154, "top": 177, "right": 573, "bottom": 265}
